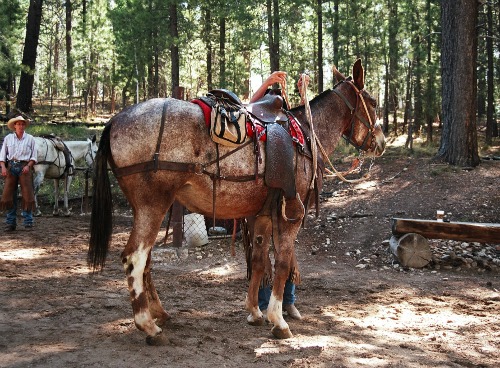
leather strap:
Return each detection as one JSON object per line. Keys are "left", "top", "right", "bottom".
{"left": 153, "top": 102, "right": 168, "bottom": 172}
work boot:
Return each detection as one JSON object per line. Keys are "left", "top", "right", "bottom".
{"left": 5, "top": 224, "right": 16, "bottom": 232}
{"left": 284, "top": 304, "right": 302, "bottom": 320}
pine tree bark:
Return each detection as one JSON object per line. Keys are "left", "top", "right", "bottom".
{"left": 267, "top": 0, "right": 279, "bottom": 73}
{"left": 16, "top": 0, "right": 44, "bottom": 113}
{"left": 65, "top": 0, "right": 74, "bottom": 101}
{"left": 169, "top": 2, "right": 180, "bottom": 96}
{"left": 317, "top": 0, "right": 323, "bottom": 93}
{"left": 485, "top": 4, "right": 497, "bottom": 143}
{"left": 437, "top": 0, "right": 480, "bottom": 167}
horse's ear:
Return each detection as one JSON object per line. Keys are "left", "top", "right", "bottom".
{"left": 352, "top": 59, "right": 364, "bottom": 90}
{"left": 332, "top": 65, "right": 345, "bottom": 83}
{"left": 91, "top": 134, "right": 96, "bottom": 143}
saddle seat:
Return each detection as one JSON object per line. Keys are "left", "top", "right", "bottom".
{"left": 246, "top": 94, "right": 288, "bottom": 124}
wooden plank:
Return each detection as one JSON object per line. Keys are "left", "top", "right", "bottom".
{"left": 392, "top": 218, "right": 500, "bottom": 244}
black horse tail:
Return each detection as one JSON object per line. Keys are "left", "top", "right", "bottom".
{"left": 88, "top": 123, "right": 113, "bottom": 271}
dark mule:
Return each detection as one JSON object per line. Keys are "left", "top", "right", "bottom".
{"left": 88, "top": 60, "right": 385, "bottom": 345}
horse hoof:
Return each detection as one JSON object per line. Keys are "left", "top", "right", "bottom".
{"left": 33, "top": 211, "right": 42, "bottom": 217}
{"left": 247, "top": 316, "right": 266, "bottom": 326}
{"left": 145, "top": 332, "right": 169, "bottom": 346}
{"left": 271, "top": 326, "right": 293, "bottom": 339}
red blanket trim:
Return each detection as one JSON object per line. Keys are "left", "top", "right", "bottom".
{"left": 246, "top": 122, "right": 266, "bottom": 142}
{"left": 191, "top": 99, "right": 212, "bottom": 127}
{"left": 288, "top": 114, "right": 305, "bottom": 147}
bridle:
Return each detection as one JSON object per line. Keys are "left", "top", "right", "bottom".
{"left": 332, "top": 77, "right": 376, "bottom": 152}
{"left": 84, "top": 140, "right": 96, "bottom": 168}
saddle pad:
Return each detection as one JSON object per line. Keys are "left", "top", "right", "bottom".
{"left": 265, "top": 123, "right": 296, "bottom": 199}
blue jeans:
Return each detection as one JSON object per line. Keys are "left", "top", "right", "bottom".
{"left": 5, "top": 164, "right": 33, "bottom": 227}
{"left": 258, "top": 280, "right": 296, "bottom": 310}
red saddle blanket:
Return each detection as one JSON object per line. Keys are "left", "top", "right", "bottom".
{"left": 191, "top": 99, "right": 304, "bottom": 146}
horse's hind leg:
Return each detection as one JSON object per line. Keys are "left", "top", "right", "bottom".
{"left": 267, "top": 196, "right": 304, "bottom": 339}
{"left": 245, "top": 215, "right": 273, "bottom": 326}
{"left": 121, "top": 203, "right": 171, "bottom": 345}
{"left": 144, "top": 252, "right": 171, "bottom": 326}
{"left": 32, "top": 171, "right": 43, "bottom": 217}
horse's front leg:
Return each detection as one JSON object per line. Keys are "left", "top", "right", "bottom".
{"left": 245, "top": 215, "right": 273, "bottom": 326}
{"left": 267, "top": 196, "right": 304, "bottom": 339}
{"left": 52, "top": 178, "right": 60, "bottom": 216}
{"left": 121, "top": 206, "right": 169, "bottom": 346}
{"left": 61, "top": 175, "right": 72, "bottom": 216}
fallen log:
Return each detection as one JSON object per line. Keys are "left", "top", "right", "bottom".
{"left": 392, "top": 218, "right": 500, "bottom": 244}
{"left": 389, "top": 233, "right": 432, "bottom": 268}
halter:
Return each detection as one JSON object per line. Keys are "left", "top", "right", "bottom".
{"left": 84, "top": 140, "right": 96, "bottom": 168}
{"left": 332, "top": 78, "right": 376, "bottom": 152}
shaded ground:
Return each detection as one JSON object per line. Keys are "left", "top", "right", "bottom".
{"left": 0, "top": 142, "right": 499, "bottom": 367}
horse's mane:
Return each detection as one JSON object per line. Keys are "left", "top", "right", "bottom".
{"left": 289, "top": 89, "right": 333, "bottom": 116}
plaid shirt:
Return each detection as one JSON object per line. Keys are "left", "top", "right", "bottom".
{"left": 0, "top": 132, "right": 37, "bottom": 163}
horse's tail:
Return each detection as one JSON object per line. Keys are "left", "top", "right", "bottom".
{"left": 88, "top": 123, "right": 113, "bottom": 271}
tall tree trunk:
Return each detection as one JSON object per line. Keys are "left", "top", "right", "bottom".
{"left": 332, "top": 0, "right": 339, "bottom": 85}
{"left": 425, "top": 0, "right": 434, "bottom": 143}
{"left": 317, "top": 0, "right": 323, "bottom": 93}
{"left": 267, "top": 0, "right": 279, "bottom": 73}
{"left": 485, "top": 3, "right": 496, "bottom": 143}
{"left": 383, "top": 61, "right": 389, "bottom": 133}
{"left": 219, "top": 15, "right": 226, "bottom": 88}
{"left": 437, "top": 0, "right": 480, "bottom": 167}
{"left": 169, "top": 2, "right": 180, "bottom": 96}
{"left": 388, "top": 0, "right": 399, "bottom": 135}
{"left": 16, "top": 0, "right": 44, "bottom": 113}
{"left": 53, "top": 22, "right": 59, "bottom": 97}
{"left": 65, "top": 0, "right": 74, "bottom": 104}
{"left": 204, "top": 6, "right": 212, "bottom": 91}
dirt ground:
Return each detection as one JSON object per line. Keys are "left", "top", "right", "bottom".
{"left": 0, "top": 141, "right": 499, "bottom": 368}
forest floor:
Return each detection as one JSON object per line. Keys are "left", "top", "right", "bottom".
{"left": 0, "top": 135, "right": 499, "bottom": 367}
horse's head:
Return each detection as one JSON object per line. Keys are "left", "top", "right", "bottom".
{"left": 333, "top": 59, "right": 385, "bottom": 157}
{"left": 85, "top": 134, "right": 98, "bottom": 167}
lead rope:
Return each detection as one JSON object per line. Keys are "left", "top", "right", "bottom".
{"left": 299, "top": 74, "right": 318, "bottom": 190}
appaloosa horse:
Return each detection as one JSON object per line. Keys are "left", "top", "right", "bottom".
{"left": 33, "top": 135, "right": 97, "bottom": 216}
{"left": 88, "top": 60, "right": 385, "bottom": 345}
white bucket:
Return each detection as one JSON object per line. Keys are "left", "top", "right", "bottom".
{"left": 184, "top": 213, "right": 209, "bottom": 247}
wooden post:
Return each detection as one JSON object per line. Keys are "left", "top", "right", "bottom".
{"left": 171, "top": 201, "right": 183, "bottom": 248}
{"left": 83, "top": 169, "right": 89, "bottom": 214}
{"left": 389, "top": 233, "right": 432, "bottom": 268}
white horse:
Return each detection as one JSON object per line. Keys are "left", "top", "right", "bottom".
{"left": 33, "top": 135, "right": 97, "bottom": 216}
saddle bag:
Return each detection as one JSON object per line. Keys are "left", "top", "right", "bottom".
{"left": 210, "top": 101, "right": 247, "bottom": 147}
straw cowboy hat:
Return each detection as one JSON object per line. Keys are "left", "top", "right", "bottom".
{"left": 7, "top": 116, "right": 30, "bottom": 131}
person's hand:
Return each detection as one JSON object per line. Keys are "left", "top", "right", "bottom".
{"left": 297, "top": 74, "right": 311, "bottom": 104}
{"left": 21, "top": 165, "right": 30, "bottom": 175}
{"left": 297, "top": 74, "right": 310, "bottom": 90}
{"left": 1, "top": 167, "right": 6, "bottom": 177}
{"left": 264, "top": 71, "right": 287, "bottom": 89}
